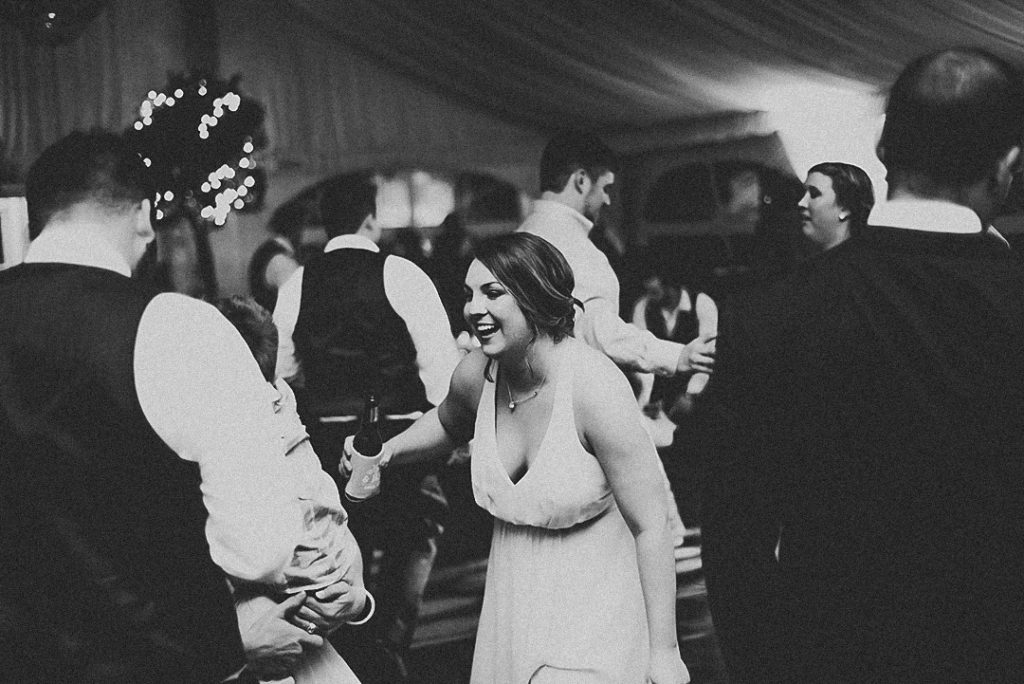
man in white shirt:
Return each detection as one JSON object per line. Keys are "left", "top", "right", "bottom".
{"left": 518, "top": 131, "right": 716, "bottom": 378}
{"left": 0, "top": 130, "right": 355, "bottom": 683}
{"left": 274, "top": 172, "right": 459, "bottom": 682}
{"left": 518, "top": 131, "right": 715, "bottom": 543}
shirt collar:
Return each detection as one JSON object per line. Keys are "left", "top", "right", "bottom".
{"left": 868, "top": 199, "right": 983, "bottom": 235}
{"left": 987, "top": 224, "right": 1011, "bottom": 248}
{"left": 530, "top": 199, "right": 593, "bottom": 236}
{"left": 24, "top": 225, "right": 132, "bottom": 277}
{"left": 324, "top": 233, "right": 379, "bottom": 253}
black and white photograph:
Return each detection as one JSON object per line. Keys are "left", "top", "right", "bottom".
{"left": 2, "top": 2, "right": 1024, "bottom": 683}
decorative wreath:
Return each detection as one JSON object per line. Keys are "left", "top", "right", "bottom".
{"left": 125, "top": 72, "right": 266, "bottom": 228}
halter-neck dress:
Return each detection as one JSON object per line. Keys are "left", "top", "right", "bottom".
{"left": 469, "top": 340, "right": 649, "bottom": 683}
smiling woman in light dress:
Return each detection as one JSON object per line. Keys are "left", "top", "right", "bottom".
{"left": 347, "top": 232, "right": 689, "bottom": 683}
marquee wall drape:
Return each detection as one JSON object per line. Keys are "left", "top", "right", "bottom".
{"left": 216, "top": 0, "right": 544, "bottom": 191}
{"left": 7, "top": 0, "right": 1024, "bottom": 294}
{"left": 8, "top": 1, "right": 1024, "bottom": 182}
{"left": 0, "top": 0, "right": 188, "bottom": 173}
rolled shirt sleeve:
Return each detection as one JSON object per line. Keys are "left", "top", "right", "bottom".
{"left": 577, "top": 288, "right": 684, "bottom": 376}
{"left": 384, "top": 255, "right": 460, "bottom": 406}
{"left": 135, "top": 293, "right": 304, "bottom": 584}
{"left": 272, "top": 266, "right": 304, "bottom": 383}
{"left": 520, "top": 207, "right": 683, "bottom": 376}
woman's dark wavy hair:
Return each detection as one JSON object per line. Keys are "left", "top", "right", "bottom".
{"left": 472, "top": 232, "right": 579, "bottom": 345}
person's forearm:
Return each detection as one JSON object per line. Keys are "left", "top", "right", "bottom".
{"left": 581, "top": 303, "right": 681, "bottom": 376}
{"left": 635, "top": 524, "right": 680, "bottom": 651}
{"left": 388, "top": 407, "right": 461, "bottom": 466}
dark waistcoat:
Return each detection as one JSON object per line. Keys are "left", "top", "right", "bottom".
{"left": 0, "top": 263, "right": 244, "bottom": 683}
{"left": 646, "top": 291, "right": 700, "bottom": 404}
{"left": 294, "top": 249, "right": 429, "bottom": 417}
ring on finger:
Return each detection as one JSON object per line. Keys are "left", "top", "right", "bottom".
{"left": 305, "top": 622, "right": 318, "bottom": 634}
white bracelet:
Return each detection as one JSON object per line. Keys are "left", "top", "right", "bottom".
{"left": 345, "top": 590, "right": 375, "bottom": 626}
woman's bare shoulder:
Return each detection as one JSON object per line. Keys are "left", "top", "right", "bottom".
{"left": 567, "top": 339, "right": 634, "bottom": 411}
{"left": 449, "top": 349, "right": 489, "bottom": 404}
{"left": 568, "top": 338, "right": 625, "bottom": 383}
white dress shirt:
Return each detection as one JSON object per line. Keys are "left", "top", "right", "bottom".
{"left": 868, "top": 198, "right": 983, "bottom": 234}
{"left": 519, "top": 200, "right": 683, "bottom": 375}
{"left": 274, "top": 234, "right": 459, "bottom": 408}
{"left": 868, "top": 197, "right": 1011, "bottom": 247}
{"left": 25, "top": 229, "right": 304, "bottom": 585}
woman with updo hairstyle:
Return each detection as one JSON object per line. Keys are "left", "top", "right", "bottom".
{"left": 343, "top": 231, "right": 691, "bottom": 682}
{"left": 798, "top": 161, "right": 875, "bottom": 251}
{"left": 471, "top": 231, "right": 578, "bottom": 347}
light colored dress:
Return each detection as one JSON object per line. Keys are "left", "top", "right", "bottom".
{"left": 469, "top": 341, "right": 649, "bottom": 683}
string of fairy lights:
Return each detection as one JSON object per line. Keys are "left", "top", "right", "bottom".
{"left": 127, "top": 74, "right": 264, "bottom": 228}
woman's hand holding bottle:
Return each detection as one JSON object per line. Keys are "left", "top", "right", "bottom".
{"left": 340, "top": 393, "right": 387, "bottom": 502}
{"left": 339, "top": 434, "right": 396, "bottom": 493}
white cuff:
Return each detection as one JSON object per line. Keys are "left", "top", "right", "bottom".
{"left": 345, "top": 590, "right": 375, "bottom": 625}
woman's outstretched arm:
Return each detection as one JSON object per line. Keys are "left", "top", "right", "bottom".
{"left": 374, "top": 349, "right": 487, "bottom": 469}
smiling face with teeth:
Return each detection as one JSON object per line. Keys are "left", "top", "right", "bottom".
{"left": 463, "top": 259, "right": 534, "bottom": 358}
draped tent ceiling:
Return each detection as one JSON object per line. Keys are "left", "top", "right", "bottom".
{"left": 283, "top": 0, "right": 1024, "bottom": 132}
{"left": 5, "top": 0, "right": 1024, "bottom": 183}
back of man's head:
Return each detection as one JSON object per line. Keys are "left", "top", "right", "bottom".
{"left": 319, "top": 172, "right": 377, "bottom": 240}
{"left": 539, "top": 130, "right": 618, "bottom": 194}
{"left": 879, "top": 48, "right": 1024, "bottom": 190}
{"left": 26, "top": 129, "right": 153, "bottom": 239}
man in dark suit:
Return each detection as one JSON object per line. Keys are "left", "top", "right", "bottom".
{"left": 702, "top": 48, "right": 1024, "bottom": 683}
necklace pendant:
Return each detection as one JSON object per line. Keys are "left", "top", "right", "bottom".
{"left": 508, "top": 401, "right": 516, "bottom": 411}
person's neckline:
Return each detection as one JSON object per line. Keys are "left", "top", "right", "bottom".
{"left": 491, "top": 341, "right": 568, "bottom": 486}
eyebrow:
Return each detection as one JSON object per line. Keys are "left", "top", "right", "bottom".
{"left": 466, "top": 280, "right": 503, "bottom": 290}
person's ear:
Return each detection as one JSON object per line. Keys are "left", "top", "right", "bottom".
{"left": 136, "top": 199, "right": 154, "bottom": 235}
{"left": 573, "top": 169, "right": 591, "bottom": 196}
{"left": 358, "top": 213, "right": 375, "bottom": 233}
{"left": 996, "top": 145, "right": 1021, "bottom": 182}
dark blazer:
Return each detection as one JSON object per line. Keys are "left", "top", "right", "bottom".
{"left": 701, "top": 224, "right": 1024, "bottom": 683}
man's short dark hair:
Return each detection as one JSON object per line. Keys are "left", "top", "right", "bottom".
{"left": 539, "top": 131, "right": 618, "bottom": 194}
{"left": 879, "top": 47, "right": 1024, "bottom": 188}
{"left": 215, "top": 295, "right": 278, "bottom": 382}
{"left": 319, "top": 172, "right": 377, "bottom": 239}
{"left": 25, "top": 129, "right": 153, "bottom": 239}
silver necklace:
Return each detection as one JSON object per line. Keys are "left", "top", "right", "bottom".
{"left": 506, "top": 378, "right": 544, "bottom": 412}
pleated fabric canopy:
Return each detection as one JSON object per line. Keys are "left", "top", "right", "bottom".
{"left": 5, "top": 0, "right": 1024, "bottom": 180}
{"left": 282, "top": 0, "right": 1024, "bottom": 130}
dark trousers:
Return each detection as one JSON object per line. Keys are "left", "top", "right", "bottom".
{"left": 309, "top": 419, "right": 447, "bottom": 683}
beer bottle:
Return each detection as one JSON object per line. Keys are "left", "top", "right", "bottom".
{"left": 344, "top": 393, "right": 384, "bottom": 502}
